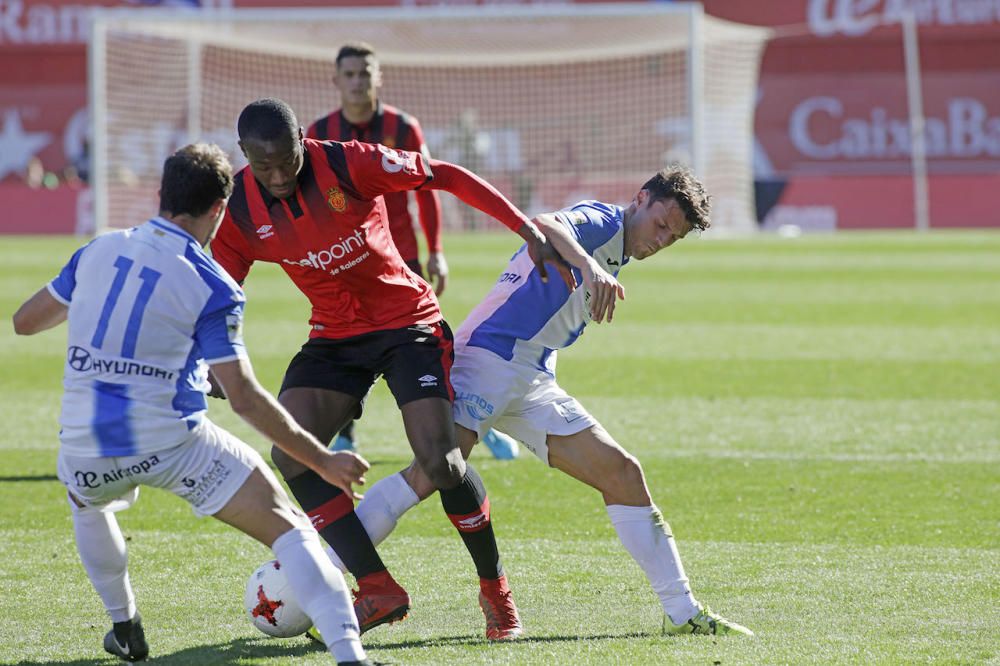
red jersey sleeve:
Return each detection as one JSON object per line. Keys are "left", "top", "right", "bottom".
{"left": 210, "top": 209, "right": 255, "bottom": 284}
{"left": 343, "top": 140, "right": 433, "bottom": 201}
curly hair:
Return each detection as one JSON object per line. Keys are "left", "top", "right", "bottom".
{"left": 641, "top": 165, "right": 712, "bottom": 231}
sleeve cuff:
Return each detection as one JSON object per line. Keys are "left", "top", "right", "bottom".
{"left": 46, "top": 281, "right": 71, "bottom": 306}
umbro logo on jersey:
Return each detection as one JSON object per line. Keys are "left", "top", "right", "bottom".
{"left": 256, "top": 224, "right": 275, "bottom": 239}
{"left": 606, "top": 257, "right": 620, "bottom": 267}
{"left": 418, "top": 374, "right": 438, "bottom": 387}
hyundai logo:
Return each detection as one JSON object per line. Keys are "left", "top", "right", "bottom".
{"left": 67, "top": 346, "right": 93, "bottom": 372}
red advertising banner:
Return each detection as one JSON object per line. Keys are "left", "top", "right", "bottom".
{"left": 2, "top": 0, "right": 999, "bottom": 232}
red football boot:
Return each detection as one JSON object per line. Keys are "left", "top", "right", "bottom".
{"left": 479, "top": 575, "right": 523, "bottom": 641}
{"left": 353, "top": 570, "right": 410, "bottom": 634}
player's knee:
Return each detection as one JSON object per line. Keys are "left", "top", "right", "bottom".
{"left": 423, "top": 450, "right": 466, "bottom": 490}
{"left": 269, "top": 445, "right": 302, "bottom": 479}
{"left": 606, "top": 453, "right": 651, "bottom": 505}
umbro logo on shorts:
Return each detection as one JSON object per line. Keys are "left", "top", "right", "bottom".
{"left": 418, "top": 374, "right": 438, "bottom": 387}
{"left": 256, "top": 224, "right": 274, "bottom": 239}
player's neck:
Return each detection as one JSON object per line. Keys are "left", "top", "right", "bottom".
{"left": 341, "top": 99, "right": 377, "bottom": 125}
{"left": 161, "top": 212, "right": 210, "bottom": 247}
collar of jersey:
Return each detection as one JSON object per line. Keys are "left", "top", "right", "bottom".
{"left": 150, "top": 216, "right": 198, "bottom": 244}
{"left": 339, "top": 99, "right": 383, "bottom": 132}
{"left": 257, "top": 152, "right": 314, "bottom": 208}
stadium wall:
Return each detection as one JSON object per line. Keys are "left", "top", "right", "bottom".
{"left": 1, "top": 0, "right": 999, "bottom": 233}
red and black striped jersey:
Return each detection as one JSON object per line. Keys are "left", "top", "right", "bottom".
{"left": 306, "top": 101, "right": 441, "bottom": 261}
{"left": 211, "top": 138, "right": 440, "bottom": 340}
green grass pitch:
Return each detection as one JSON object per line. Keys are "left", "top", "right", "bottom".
{"left": 0, "top": 231, "right": 997, "bottom": 665}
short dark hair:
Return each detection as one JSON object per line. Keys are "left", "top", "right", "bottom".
{"left": 159, "top": 143, "right": 233, "bottom": 218}
{"left": 641, "top": 165, "right": 712, "bottom": 231}
{"left": 336, "top": 41, "right": 377, "bottom": 67}
{"left": 237, "top": 98, "right": 299, "bottom": 144}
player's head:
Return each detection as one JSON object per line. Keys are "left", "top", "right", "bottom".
{"left": 237, "top": 98, "right": 305, "bottom": 200}
{"left": 159, "top": 142, "right": 233, "bottom": 245}
{"left": 623, "top": 165, "right": 711, "bottom": 260}
{"left": 334, "top": 42, "right": 381, "bottom": 108}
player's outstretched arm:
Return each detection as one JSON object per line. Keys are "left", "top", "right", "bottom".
{"left": 533, "top": 213, "right": 626, "bottom": 324}
{"left": 209, "top": 358, "right": 369, "bottom": 499}
{"left": 12, "top": 287, "right": 68, "bottom": 335}
{"left": 424, "top": 159, "right": 574, "bottom": 289}
{"left": 414, "top": 189, "right": 448, "bottom": 295}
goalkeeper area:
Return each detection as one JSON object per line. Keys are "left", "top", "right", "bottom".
{"left": 90, "top": 4, "right": 768, "bottom": 236}
{"left": 1, "top": 231, "right": 997, "bottom": 663}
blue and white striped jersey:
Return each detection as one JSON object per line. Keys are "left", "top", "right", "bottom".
{"left": 455, "top": 200, "right": 629, "bottom": 374}
{"left": 48, "top": 217, "right": 247, "bottom": 457}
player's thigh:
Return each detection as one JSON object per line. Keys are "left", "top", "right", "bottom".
{"left": 278, "top": 338, "right": 377, "bottom": 443}
{"left": 212, "top": 467, "right": 306, "bottom": 547}
{"left": 547, "top": 425, "right": 651, "bottom": 505}
{"left": 400, "top": 397, "right": 464, "bottom": 488}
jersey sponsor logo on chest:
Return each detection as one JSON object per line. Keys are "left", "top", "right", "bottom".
{"left": 67, "top": 345, "right": 175, "bottom": 381}
{"left": 281, "top": 228, "right": 370, "bottom": 275}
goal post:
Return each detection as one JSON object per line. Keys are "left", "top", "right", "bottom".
{"left": 90, "top": 4, "right": 770, "bottom": 235}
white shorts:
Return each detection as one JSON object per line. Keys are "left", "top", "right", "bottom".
{"left": 56, "top": 420, "right": 265, "bottom": 517}
{"left": 451, "top": 345, "right": 597, "bottom": 463}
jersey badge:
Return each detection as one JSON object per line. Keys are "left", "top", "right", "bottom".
{"left": 326, "top": 187, "right": 347, "bottom": 213}
{"left": 571, "top": 211, "right": 589, "bottom": 226}
{"left": 226, "top": 313, "right": 244, "bottom": 342}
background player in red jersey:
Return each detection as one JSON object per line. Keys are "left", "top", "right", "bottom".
{"left": 307, "top": 42, "right": 446, "bottom": 293}
{"left": 211, "top": 98, "right": 570, "bottom": 640}
{"left": 307, "top": 42, "right": 519, "bottom": 459}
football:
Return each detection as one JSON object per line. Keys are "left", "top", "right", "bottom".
{"left": 244, "top": 559, "right": 312, "bottom": 638}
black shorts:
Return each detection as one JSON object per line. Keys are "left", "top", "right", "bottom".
{"left": 279, "top": 321, "right": 455, "bottom": 412}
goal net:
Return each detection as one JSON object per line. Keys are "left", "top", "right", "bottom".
{"left": 90, "top": 5, "right": 770, "bottom": 235}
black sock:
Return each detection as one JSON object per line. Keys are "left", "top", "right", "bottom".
{"left": 285, "top": 469, "right": 385, "bottom": 579}
{"left": 439, "top": 465, "right": 503, "bottom": 579}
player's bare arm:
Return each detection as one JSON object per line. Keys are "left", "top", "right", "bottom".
{"left": 210, "top": 358, "right": 369, "bottom": 499}
{"left": 12, "top": 287, "right": 68, "bottom": 335}
{"left": 533, "top": 213, "right": 626, "bottom": 324}
{"left": 414, "top": 188, "right": 449, "bottom": 295}
{"left": 424, "top": 159, "right": 575, "bottom": 290}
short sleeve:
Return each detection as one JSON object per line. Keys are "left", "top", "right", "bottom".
{"left": 47, "top": 242, "right": 91, "bottom": 305}
{"left": 210, "top": 210, "right": 254, "bottom": 285}
{"left": 345, "top": 140, "right": 434, "bottom": 200}
{"left": 554, "top": 202, "right": 621, "bottom": 255}
{"left": 195, "top": 301, "right": 247, "bottom": 365}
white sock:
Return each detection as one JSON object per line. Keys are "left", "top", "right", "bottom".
{"left": 325, "top": 472, "right": 420, "bottom": 571}
{"left": 272, "top": 526, "right": 365, "bottom": 663}
{"left": 606, "top": 504, "right": 699, "bottom": 625}
{"left": 72, "top": 503, "right": 137, "bottom": 623}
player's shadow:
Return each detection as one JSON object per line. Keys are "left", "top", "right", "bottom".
{"left": 371, "top": 630, "right": 657, "bottom": 650}
{"left": 6, "top": 637, "right": 324, "bottom": 665}
{"left": 0, "top": 474, "right": 58, "bottom": 482}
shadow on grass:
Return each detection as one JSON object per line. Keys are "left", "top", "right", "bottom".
{"left": 6, "top": 631, "right": 660, "bottom": 664}
{"left": 371, "top": 630, "right": 657, "bottom": 650}
{"left": 8, "top": 636, "right": 324, "bottom": 665}
{"left": 0, "top": 474, "right": 58, "bottom": 482}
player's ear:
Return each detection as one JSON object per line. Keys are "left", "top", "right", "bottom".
{"left": 296, "top": 126, "right": 304, "bottom": 142}
{"left": 237, "top": 140, "right": 246, "bottom": 158}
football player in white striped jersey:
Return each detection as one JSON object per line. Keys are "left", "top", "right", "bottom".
{"left": 13, "top": 144, "right": 378, "bottom": 665}
{"left": 326, "top": 166, "right": 753, "bottom": 638}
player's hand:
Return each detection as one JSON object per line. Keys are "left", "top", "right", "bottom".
{"left": 582, "top": 259, "right": 626, "bottom": 324}
{"left": 314, "top": 450, "right": 370, "bottom": 500}
{"left": 426, "top": 251, "right": 449, "bottom": 296}
{"left": 522, "top": 223, "right": 576, "bottom": 290}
